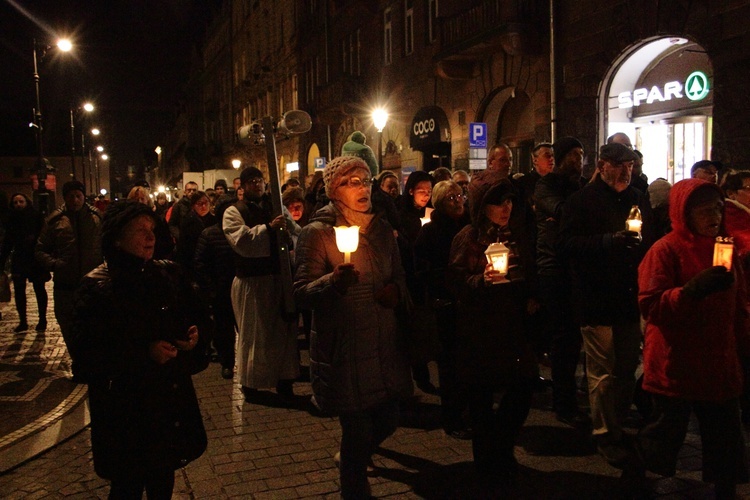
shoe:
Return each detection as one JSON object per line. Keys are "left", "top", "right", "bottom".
{"left": 597, "top": 440, "right": 632, "bottom": 469}
{"left": 221, "top": 367, "right": 233, "bottom": 379}
{"left": 555, "top": 410, "right": 591, "bottom": 428}
{"left": 35, "top": 320, "right": 47, "bottom": 332}
{"left": 14, "top": 323, "right": 28, "bottom": 333}
{"left": 445, "top": 428, "right": 473, "bottom": 440}
{"left": 334, "top": 452, "right": 378, "bottom": 476}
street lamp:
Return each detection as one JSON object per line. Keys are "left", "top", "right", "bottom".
{"left": 372, "top": 107, "right": 389, "bottom": 171}
{"left": 70, "top": 102, "right": 94, "bottom": 180}
{"left": 232, "top": 158, "right": 242, "bottom": 169}
{"left": 32, "top": 37, "right": 72, "bottom": 215}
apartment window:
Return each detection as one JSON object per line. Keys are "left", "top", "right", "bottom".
{"left": 428, "top": 0, "right": 439, "bottom": 43}
{"left": 404, "top": 0, "right": 414, "bottom": 55}
{"left": 384, "top": 8, "right": 393, "bottom": 65}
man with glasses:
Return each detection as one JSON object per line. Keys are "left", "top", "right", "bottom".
{"left": 559, "top": 143, "right": 656, "bottom": 468}
{"left": 169, "top": 181, "right": 199, "bottom": 242}
{"left": 691, "top": 160, "right": 720, "bottom": 184}
{"left": 223, "top": 167, "right": 301, "bottom": 405}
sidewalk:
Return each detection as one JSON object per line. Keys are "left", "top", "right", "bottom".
{"left": 1, "top": 282, "right": 749, "bottom": 498}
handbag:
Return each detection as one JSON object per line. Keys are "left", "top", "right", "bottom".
{"left": 0, "top": 272, "right": 11, "bottom": 302}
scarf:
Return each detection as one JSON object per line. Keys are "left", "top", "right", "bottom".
{"left": 333, "top": 200, "right": 375, "bottom": 234}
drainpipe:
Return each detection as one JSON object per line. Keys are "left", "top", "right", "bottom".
{"left": 549, "top": 0, "right": 556, "bottom": 143}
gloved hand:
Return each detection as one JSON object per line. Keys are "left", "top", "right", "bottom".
{"left": 682, "top": 266, "right": 735, "bottom": 299}
{"left": 332, "top": 263, "right": 359, "bottom": 294}
{"left": 375, "top": 282, "right": 400, "bottom": 309}
{"left": 611, "top": 230, "right": 642, "bottom": 249}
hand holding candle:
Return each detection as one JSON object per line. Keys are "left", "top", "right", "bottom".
{"left": 334, "top": 225, "right": 360, "bottom": 263}
{"left": 625, "top": 205, "right": 642, "bottom": 239}
{"left": 484, "top": 242, "right": 510, "bottom": 284}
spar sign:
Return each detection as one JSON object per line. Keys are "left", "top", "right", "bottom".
{"left": 618, "top": 71, "right": 710, "bottom": 109}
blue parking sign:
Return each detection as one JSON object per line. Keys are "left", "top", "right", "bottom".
{"left": 469, "top": 122, "right": 487, "bottom": 148}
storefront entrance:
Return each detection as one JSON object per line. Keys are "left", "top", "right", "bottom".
{"left": 600, "top": 37, "right": 713, "bottom": 184}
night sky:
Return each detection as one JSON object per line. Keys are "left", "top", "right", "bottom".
{"left": 0, "top": 0, "right": 215, "bottom": 170}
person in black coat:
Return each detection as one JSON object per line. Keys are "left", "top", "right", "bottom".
{"left": 0, "top": 193, "right": 51, "bottom": 332}
{"left": 71, "top": 201, "right": 209, "bottom": 498}
{"left": 194, "top": 199, "right": 237, "bottom": 380}
{"left": 177, "top": 191, "right": 217, "bottom": 276}
{"left": 414, "top": 180, "right": 471, "bottom": 439}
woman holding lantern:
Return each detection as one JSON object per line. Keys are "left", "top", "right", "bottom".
{"left": 448, "top": 169, "right": 538, "bottom": 487}
{"left": 293, "top": 156, "right": 413, "bottom": 499}
{"left": 629, "top": 179, "right": 749, "bottom": 497}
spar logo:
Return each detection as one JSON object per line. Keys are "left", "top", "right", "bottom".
{"left": 618, "top": 70, "right": 710, "bottom": 109}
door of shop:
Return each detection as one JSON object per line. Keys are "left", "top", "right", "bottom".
{"left": 636, "top": 116, "right": 709, "bottom": 185}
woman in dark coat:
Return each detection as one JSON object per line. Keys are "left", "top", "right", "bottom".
{"left": 0, "top": 193, "right": 50, "bottom": 332}
{"left": 177, "top": 191, "right": 217, "bottom": 275}
{"left": 294, "top": 156, "right": 413, "bottom": 499}
{"left": 71, "top": 201, "right": 209, "bottom": 498}
{"left": 448, "top": 170, "right": 538, "bottom": 486}
{"left": 396, "top": 170, "right": 437, "bottom": 394}
{"left": 414, "top": 180, "right": 471, "bottom": 438}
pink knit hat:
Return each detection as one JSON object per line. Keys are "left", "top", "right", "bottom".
{"left": 323, "top": 156, "right": 370, "bottom": 199}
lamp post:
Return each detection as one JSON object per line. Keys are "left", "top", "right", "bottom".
{"left": 372, "top": 108, "right": 388, "bottom": 171}
{"left": 32, "top": 37, "right": 72, "bottom": 215}
{"left": 70, "top": 102, "right": 94, "bottom": 180}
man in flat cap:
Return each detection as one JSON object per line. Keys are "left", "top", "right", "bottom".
{"left": 559, "top": 143, "right": 656, "bottom": 467}
{"left": 36, "top": 180, "right": 102, "bottom": 382}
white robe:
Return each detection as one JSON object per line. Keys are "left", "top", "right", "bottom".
{"left": 223, "top": 205, "right": 299, "bottom": 388}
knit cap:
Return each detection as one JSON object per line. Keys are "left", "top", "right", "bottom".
{"left": 552, "top": 136, "right": 583, "bottom": 167}
{"left": 323, "top": 156, "right": 370, "bottom": 199}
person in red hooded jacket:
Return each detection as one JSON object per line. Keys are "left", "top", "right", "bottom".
{"left": 633, "top": 178, "right": 750, "bottom": 498}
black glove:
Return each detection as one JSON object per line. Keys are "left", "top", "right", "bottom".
{"left": 682, "top": 266, "right": 734, "bottom": 299}
{"left": 332, "top": 263, "right": 360, "bottom": 294}
{"left": 611, "top": 230, "right": 641, "bottom": 250}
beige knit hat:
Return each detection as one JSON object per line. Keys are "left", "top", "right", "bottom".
{"left": 323, "top": 156, "right": 370, "bottom": 199}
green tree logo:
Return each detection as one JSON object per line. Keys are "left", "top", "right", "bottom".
{"left": 685, "top": 71, "right": 710, "bottom": 101}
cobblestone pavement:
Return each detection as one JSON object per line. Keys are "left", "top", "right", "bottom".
{"left": 1, "top": 283, "right": 750, "bottom": 498}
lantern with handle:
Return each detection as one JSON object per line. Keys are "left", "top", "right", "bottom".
{"left": 625, "top": 205, "right": 642, "bottom": 238}
{"left": 713, "top": 236, "right": 734, "bottom": 270}
{"left": 484, "top": 241, "right": 510, "bottom": 283}
{"left": 334, "top": 226, "right": 360, "bottom": 263}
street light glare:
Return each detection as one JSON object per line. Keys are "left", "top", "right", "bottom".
{"left": 83, "top": 103, "right": 94, "bottom": 112}
{"left": 91, "top": 128, "right": 100, "bottom": 135}
{"left": 372, "top": 108, "right": 389, "bottom": 132}
{"left": 57, "top": 39, "right": 72, "bottom": 52}
{"left": 96, "top": 146, "right": 104, "bottom": 152}
{"left": 101, "top": 154, "right": 109, "bottom": 160}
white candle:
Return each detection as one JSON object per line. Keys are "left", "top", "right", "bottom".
{"left": 713, "top": 237, "right": 734, "bottom": 270}
{"left": 626, "top": 219, "right": 642, "bottom": 234}
{"left": 334, "top": 226, "right": 360, "bottom": 264}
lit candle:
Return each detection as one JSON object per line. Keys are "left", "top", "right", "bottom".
{"left": 334, "top": 225, "right": 360, "bottom": 264}
{"left": 713, "top": 236, "right": 734, "bottom": 270}
{"left": 626, "top": 219, "right": 642, "bottom": 233}
{"left": 484, "top": 241, "right": 510, "bottom": 283}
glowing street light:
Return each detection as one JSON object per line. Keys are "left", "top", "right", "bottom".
{"left": 232, "top": 158, "right": 242, "bottom": 169}
{"left": 372, "top": 107, "right": 389, "bottom": 172}
{"left": 71, "top": 102, "right": 94, "bottom": 179}
{"left": 57, "top": 39, "right": 72, "bottom": 52}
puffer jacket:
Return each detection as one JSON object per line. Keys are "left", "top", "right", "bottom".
{"left": 35, "top": 204, "right": 102, "bottom": 290}
{"left": 71, "top": 251, "right": 209, "bottom": 481}
{"left": 639, "top": 179, "right": 750, "bottom": 401}
{"left": 293, "top": 203, "right": 413, "bottom": 413}
{"left": 448, "top": 172, "right": 538, "bottom": 386}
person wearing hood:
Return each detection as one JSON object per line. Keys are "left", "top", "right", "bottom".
{"left": 722, "top": 171, "right": 750, "bottom": 260}
{"left": 341, "top": 130, "right": 379, "bottom": 177}
{"left": 448, "top": 169, "right": 539, "bottom": 486}
{"left": 0, "top": 193, "right": 51, "bottom": 332}
{"left": 70, "top": 201, "right": 209, "bottom": 498}
{"left": 631, "top": 179, "right": 749, "bottom": 497}
{"left": 293, "top": 156, "right": 413, "bottom": 499}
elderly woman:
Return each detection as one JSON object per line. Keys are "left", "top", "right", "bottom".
{"left": 70, "top": 201, "right": 209, "bottom": 498}
{"left": 448, "top": 170, "right": 538, "bottom": 486}
{"left": 414, "top": 180, "right": 471, "bottom": 439}
{"left": 127, "top": 186, "right": 174, "bottom": 260}
{"left": 294, "top": 156, "right": 413, "bottom": 499}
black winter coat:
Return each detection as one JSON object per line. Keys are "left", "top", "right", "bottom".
{"left": 71, "top": 252, "right": 209, "bottom": 481}
{"left": 0, "top": 201, "right": 50, "bottom": 282}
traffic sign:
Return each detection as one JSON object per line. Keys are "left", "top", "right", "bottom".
{"left": 469, "top": 122, "right": 487, "bottom": 149}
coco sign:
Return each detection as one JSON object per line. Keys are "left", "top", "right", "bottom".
{"left": 413, "top": 118, "right": 436, "bottom": 138}
{"left": 618, "top": 71, "right": 710, "bottom": 109}
{"left": 410, "top": 106, "right": 447, "bottom": 149}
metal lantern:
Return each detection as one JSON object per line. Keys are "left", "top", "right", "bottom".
{"left": 625, "top": 204, "right": 642, "bottom": 235}
{"left": 713, "top": 236, "right": 734, "bottom": 270}
{"left": 334, "top": 225, "right": 360, "bottom": 263}
{"left": 484, "top": 241, "right": 510, "bottom": 280}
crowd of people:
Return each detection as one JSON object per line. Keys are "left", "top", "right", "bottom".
{"left": 4, "top": 128, "right": 749, "bottom": 498}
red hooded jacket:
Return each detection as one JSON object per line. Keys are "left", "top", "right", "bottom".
{"left": 638, "top": 178, "right": 750, "bottom": 401}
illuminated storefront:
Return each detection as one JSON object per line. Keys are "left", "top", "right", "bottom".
{"left": 601, "top": 38, "right": 713, "bottom": 184}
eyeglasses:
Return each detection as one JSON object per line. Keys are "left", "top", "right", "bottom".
{"left": 247, "top": 178, "right": 265, "bottom": 185}
{"left": 340, "top": 177, "right": 372, "bottom": 189}
{"left": 446, "top": 193, "right": 467, "bottom": 203}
